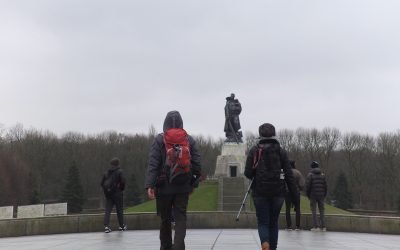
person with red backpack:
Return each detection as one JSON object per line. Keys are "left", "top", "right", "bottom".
{"left": 145, "top": 111, "right": 202, "bottom": 250}
{"left": 244, "top": 123, "right": 299, "bottom": 250}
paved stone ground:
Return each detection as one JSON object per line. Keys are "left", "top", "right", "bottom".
{"left": 0, "top": 229, "right": 399, "bottom": 250}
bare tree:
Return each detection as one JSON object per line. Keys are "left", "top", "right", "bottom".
{"left": 244, "top": 131, "right": 257, "bottom": 154}
{"left": 296, "top": 128, "right": 324, "bottom": 163}
{"left": 341, "top": 132, "right": 375, "bottom": 208}
{"left": 6, "top": 123, "right": 25, "bottom": 143}
{"left": 376, "top": 132, "right": 400, "bottom": 209}
{"left": 278, "top": 128, "right": 303, "bottom": 162}
{"left": 148, "top": 124, "right": 157, "bottom": 140}
{"left": 0, "top": 123, "right": 5, "bottom": 144}
{"left": 320, "top": 127, "right": 341, "bottom": 169}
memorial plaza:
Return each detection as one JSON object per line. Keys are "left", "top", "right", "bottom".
{"left": 0, "top": 228, "right": 399, "bottom": 250}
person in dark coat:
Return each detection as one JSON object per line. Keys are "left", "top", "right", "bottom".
{"left": 244, "top": 123, "right": 299, "bottom": 250}
{"left": 284, "top": 160, "right": 305, "bottom": 230}
{"left": 305, "top": 161, "right": 328, "bottom": 231}
{"left": 101, "top": 157, "right": 127, "bottom": 233}
{"left": 145, "top": 111, "right": 202, "bottom": 250}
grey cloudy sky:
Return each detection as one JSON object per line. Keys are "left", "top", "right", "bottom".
{"left": 1, "top": 0, "right": 399, "bottom": 139}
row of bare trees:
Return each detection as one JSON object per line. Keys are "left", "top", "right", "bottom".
{"left": 247, "top": 127, "right": 400, "bottom": 210}
{"left": 1, "top": 123, "right": 399, "bottom": 211}
{"left": 0, "top": 124, "right": 221, "bottom": 208}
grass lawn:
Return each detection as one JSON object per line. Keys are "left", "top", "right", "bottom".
{"left": 125, "top": 182, "right": 218, "bottom": 213}
{"left": 287, "top": 195, "right": 353, "bottom": 215}
{"left": 248, "top": 195, "right": 352, "bottom": 215}
{"left": 126, "top": 182, "right": 352, "bottom": 215}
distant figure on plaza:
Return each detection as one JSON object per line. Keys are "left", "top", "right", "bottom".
{"left": 224, "top": 93, "right": 243, "bottom": 143}
{"left": 145, "top": 111, "right": 202, "bottom": 250}
{"left": 101, "top": 157, "right": 127, "bottom": 233}
{"left": 284, "top": 160, "right": 305, "bottom": 230}
{"left": 244, "top": 123, "right": 299, "bottom": 250}
{"left": 306, "top": 161, "right": 328, "bottom": 231}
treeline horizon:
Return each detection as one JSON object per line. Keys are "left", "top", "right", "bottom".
{"left": 0, "top": 124, "right": 399, "bottom": 211}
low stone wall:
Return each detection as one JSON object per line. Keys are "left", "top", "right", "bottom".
{"left": 0, "top": 207, "right": 13, "bottom": 219}
{"left": 17, "top": 204, "right": 44, "bottom": 218}
{"left": 44, "top": 203, "right": 67, "bottom": 216}
{"left": 0, "top": 212, "right": 399, "bottom": 238}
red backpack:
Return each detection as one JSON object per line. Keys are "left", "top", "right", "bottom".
{"left": 163, "top": 128, "right": 191, "bottom": 184}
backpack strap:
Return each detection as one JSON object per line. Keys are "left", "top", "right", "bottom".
{"left": 254, "top": 142, "right": 282, "bottom": 169}
{"left": 252, "top": 144, "right": 263, "bottom": 169}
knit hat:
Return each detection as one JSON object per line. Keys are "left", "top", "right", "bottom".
{"left": 310, "top": 161, "right": 319, "bottom": 168}
{"left": 110, "top": 157, "right": 120, "bottom": 166}
{"left": 259, "top": 123, "right": 276, "bottom": 138}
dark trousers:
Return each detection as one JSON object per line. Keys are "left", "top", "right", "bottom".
{"left": 253, "top": 196, "right": 284, "bottom": 250}
{"left": 285, "top": 195, "right": 301, "bottom": 229}
{"left": 103, "top": 192, "right": 124, "bottom": 227}
{"left": 157, "top": 193, "right": 189, "bottom": 250}
{"left": 310, "top": 197, "right": 325, "bottom": 228}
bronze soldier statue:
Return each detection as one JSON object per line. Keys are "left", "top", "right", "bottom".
{"left": 224, "top": 93, "right": 243, "bottom": 143}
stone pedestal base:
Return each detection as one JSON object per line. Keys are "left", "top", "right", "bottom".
{"left": 214, "top": 143, "right": 246, "bottom": 178}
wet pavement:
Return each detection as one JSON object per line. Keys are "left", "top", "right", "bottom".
{"left": 0, "top": 228, "right": 399, "bottom": 250}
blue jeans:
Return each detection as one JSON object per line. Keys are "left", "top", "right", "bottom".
{"left": 253, "top": 196, "right": 284, "bottom": 250}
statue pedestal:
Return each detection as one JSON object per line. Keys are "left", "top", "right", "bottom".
{"left": 214, "top": 143, "right": 246, "bottom": 178}
{"left": 214, "top": 142, "right": 250, "bottom": 211}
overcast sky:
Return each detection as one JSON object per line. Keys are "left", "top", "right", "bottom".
{"left": 1, "top": 0, "right": 399, "bottom": 140}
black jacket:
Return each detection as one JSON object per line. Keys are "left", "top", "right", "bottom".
{"left": 101, "top": 165, "right": 126, "bottom": 193}
{"left": 244, "top": 138, "right": 299, "bottom": 201}
{"left": 305, "top": 167, "right": 327, "bottom": 200}
{"left": 144, "top": 111, "right": 201, "bottom": 195}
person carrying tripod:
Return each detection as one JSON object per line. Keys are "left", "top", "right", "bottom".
{"left": 244, "top": 123, "right": 299, "bottom": 250}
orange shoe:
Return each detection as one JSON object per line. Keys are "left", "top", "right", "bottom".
{"left": 261, "top": 241, "right": 270, "bottom": 250}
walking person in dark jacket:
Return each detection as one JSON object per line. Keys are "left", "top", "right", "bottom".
{"left": 244, "top": 123, "right": 299, "bottom": 250}
{"left": 284, "top": 160, "right": 305, "bottom": 230}
{"left": 305, "top": 161, "right": 328, "bottom": 231}
{"left": 101, "top": 157, "right": 127, "bottom": 233}
{"left": 145, "top": 111, "right": 202, "bottom": 250}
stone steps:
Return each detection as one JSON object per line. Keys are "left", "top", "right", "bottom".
{"left": 221, "top": 177, "right": 248, "bottom": 211}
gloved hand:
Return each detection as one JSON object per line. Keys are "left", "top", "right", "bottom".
{"left": 190, "top": 174, "right": 202, "bottom": 188}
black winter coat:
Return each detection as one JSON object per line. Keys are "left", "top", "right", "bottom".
{"left": 100, "top": 165, "right": 126, "bottom": 197}
{"left": 244, "top": 138, "right": 299, "bottom": 201}
{"left": 305, "top": 167, "right": 327, "bottom": 200}
{"left": 144, "top": 111, "right": 201, "bottom": 195}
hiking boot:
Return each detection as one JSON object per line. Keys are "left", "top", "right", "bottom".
{"left": 261, "top": 241, "right": 270, "bottom": 250}
{"left": 295, "top": 227, "right": 301, "bottom": 231}
{"left": 310, "top": 227, "right": 320, "bottom": 232}
{"left": 104, "top": 226, "right": 112, "bottom": 233}
{"left": 119, "top": 225, "right": 127, "bottom": 231}
{"left": 286, "top": 228, "right": 293, "bottom": 231}
{"left": 321, "top": 227, "right": 327, "bottom": 232}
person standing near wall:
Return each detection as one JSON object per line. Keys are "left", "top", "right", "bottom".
{"left": 306, "top": 161, "right": 328, "bottom": 231}
{"left": 285, "top": 160, "right": 305, "bottom": 230}
{"left": 101, "top": 157, "right": 127, "bottom": 233}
